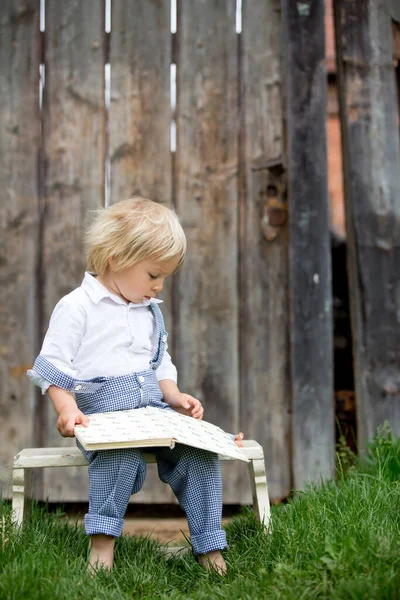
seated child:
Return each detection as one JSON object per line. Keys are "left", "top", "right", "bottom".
{"left": 27, "top": 197, "right": 243, "bottom": 575}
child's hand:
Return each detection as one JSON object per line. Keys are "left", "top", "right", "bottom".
{"left": 57, "top": 407, "right": 89, "bottom": 437}
{"left": 234, "top": 432, "right": 244, "bottom": 447}
{"left": 174, "top": 393, "right": 204, "bottom": 419}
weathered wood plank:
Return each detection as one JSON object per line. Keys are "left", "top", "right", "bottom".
{"left": 240, "top": 0, "right": 291, "bottom": 501}
{"left": 109, "top": 0, "right": 171, "bottom": 205}
{"left": 41, "top": 0, "right": 106, "bottom": 502}
{"left": 334, "top": 0, "right": 400, "bottom": 447}
{"left": 109, "top": 0, "right": 176, "bottom": 503}
{"left": 174, "top": 1, "right": 240, "bottom": 500}
{"left": 282, "top": 0, "right": 335, "bottom": 488}
{"left": 0, "top": 0, "right": 40, "bottom": 498}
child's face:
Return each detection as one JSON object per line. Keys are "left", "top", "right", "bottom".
{"left": 109, "top": 257, "right": 180, "bottom": 304}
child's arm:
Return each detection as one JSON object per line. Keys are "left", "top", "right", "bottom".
{"left": 159, "top": 380, "right": 244, "bottom": 445}
{"left": 28, "top": 299, "right": 86, "bottom": 391}
{"left": 155, "top": 339, "right": 204, "bottom": 418}
{"left": 47, "top": 385, "right": 89, "bottom": 437}
{"left": 158, "top": 379, "right": 204, "bottom": 419}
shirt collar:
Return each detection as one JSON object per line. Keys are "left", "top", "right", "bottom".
{"left": 81, "top": 272, "right": 163, "bottom": 308}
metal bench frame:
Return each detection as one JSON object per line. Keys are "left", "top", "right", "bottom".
{"left": 12, "top": 440, "right": 270, "bottom": 528}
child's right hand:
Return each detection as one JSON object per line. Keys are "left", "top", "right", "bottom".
{"left": 56, "top": 408, "right": 89, "bottom": 437}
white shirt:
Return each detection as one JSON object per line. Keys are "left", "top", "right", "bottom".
{"left": 35, "top": 272, "right": 177, "bottom": 385}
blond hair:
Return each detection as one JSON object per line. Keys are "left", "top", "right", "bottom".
{"left": 85, "top": 197, "right": 187, "bottom": 276}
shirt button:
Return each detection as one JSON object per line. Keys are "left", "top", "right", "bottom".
{"left": 75, "top": 385, "right": 82, "bottom": 391}
{"left": 138, "top": 376, "right": 145, "bottom": 383}
{"left": 162, "top": 335, "right": 167, "bottom": 342}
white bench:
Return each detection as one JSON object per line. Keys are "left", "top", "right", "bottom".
{"left": 12, "top": 440, "right": 270, "bottom": 529}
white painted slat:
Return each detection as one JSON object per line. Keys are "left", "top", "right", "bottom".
{"left": 14, "top": 440, "right": 263, "bottom": 468}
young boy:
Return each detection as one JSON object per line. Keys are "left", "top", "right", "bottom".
{"left": 28, "top": 197, "right": 243, "bottom": 574}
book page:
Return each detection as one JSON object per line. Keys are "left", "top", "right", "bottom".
{"left": 74, "top": 409, "right": 170, "bottom": 446}
{"left": 145, "top": 407, "right": 249, "bottom": 462}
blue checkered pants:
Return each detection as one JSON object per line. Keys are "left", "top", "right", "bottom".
{"left": 74, "top": 368, "right": 227, "bottom": 555}
{"left": 79, "top": 441, "right": 227, "bottom": 555}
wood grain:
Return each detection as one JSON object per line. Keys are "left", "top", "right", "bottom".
{"left": 282, "top": 0, "right": 335, "bottom": 488}
{"left": 240, "top": 0, "right": 291, "bottom": 500}
{"left": 0, "top": 0, "right": 40, "bottom": 498}
{"left": 334, "top": 0, "right": 400, "bottom": 447}
{"left": 41, "top": 0, "right": 106, "bottom": 501}
{"left": 174, "top": 0, "right": 240, "bottom": 499}
{"left": 109, "top": 0, "right": 172, "bottom": 206}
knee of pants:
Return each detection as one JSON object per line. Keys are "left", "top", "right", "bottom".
{"left": 161, "top": 445, "right": 220, "bottom": 478}
{"left": 88, "top": 447, "right": 147, "bottom": 488}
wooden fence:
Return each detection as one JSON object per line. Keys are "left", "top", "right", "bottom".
{"left": 0, "top": 0, "right": 399, "bottom": 505}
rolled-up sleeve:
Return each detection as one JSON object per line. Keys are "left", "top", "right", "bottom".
{"left": 27, "top": 299, "right": 86, "bottom": 392}
{"left": 26, "top": 369, "right": 52, "bottom": 395}
{"left": 156, "top": 345, "right": 178, "bottom": 383}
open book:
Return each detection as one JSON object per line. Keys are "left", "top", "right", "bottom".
{"left": 74, "top": 406, "right": 249, "bottom": 462}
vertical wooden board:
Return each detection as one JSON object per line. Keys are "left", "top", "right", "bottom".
{"left": 240, "top": 0, "right": 291, "bottom": 502}
{"left": 42, "top": 0, "right": 106, "bottom": 501}
{"left": 334, "top": 0, "right": 400, "bottom": 447}
{"left": 109, "top": 0, "right": 176, "bottom": 503}
{"left": 109, "top": 0, "right": 172, "bottom": 205}
{"left": 282, "top": 0, "right": 335, "bottom": 488}
{"left": 0, "top": 0, "right": 40, "bottom": 497}
{"left": 175, "top": 1, "right": 240, "bottom": 500}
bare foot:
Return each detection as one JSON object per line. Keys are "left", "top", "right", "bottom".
{"left": 234, "top": 432, "right": 244, "bottom": 447}
{"left": 89, "top": 534, "right": 115, "bottom": 572}
{"left": 197, "top": 550, "right": 227, "bottom": 575}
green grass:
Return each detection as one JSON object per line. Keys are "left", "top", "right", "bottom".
{"left": 1, "top": 424, "right": 400, "bottom": 599}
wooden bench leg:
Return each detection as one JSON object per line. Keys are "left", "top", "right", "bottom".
{"left": 11, "top": 468, "right": 32, "bottom": 527}
{"left": 248, "top": 456, "right": 271, "bottom": 529}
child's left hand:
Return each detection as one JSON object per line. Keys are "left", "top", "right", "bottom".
{"left": 174, "top": 393, "right": 204, "bottom": 419}
{"left": 234, "top": 432, "right": 244, "bottom": 447}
